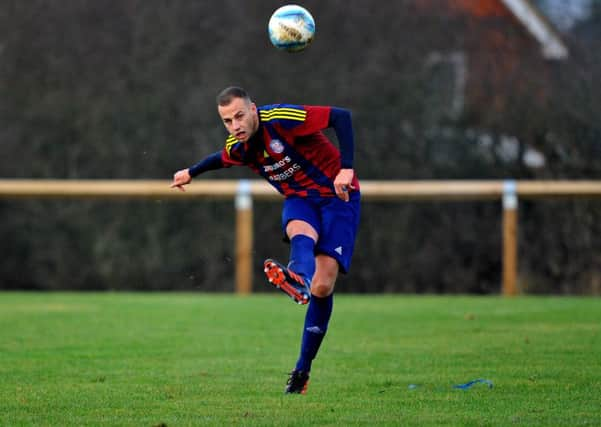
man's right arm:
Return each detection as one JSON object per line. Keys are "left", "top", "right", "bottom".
{"left": 188, "top": 151, "right": 224, "bottom": 176}
{"left": 171, "top": 151, "right": 224, "bottom": 192}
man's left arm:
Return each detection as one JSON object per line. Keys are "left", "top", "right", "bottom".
{"left": 329, "top": 107, "right": 356, "bottom": 201}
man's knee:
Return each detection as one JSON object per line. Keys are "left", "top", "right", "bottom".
{"left": 286, "top": 220, "right": 318, "bottom": 241}
{"left": 311, "top": 282, "right": 333, "bottom": 298}
{"left": 312, "top": 255, "right": 339, "bottom": 297}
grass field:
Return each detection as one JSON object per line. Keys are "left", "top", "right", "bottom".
{"left": 0, "top": 293, "right": 600, "bottom": 426}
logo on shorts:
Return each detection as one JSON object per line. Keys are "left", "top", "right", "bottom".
{"left": 269, "top": 139, "right": 285, "bottom": 154}
{"left": 335, "top": 246, "right": 343, "bottom": 255}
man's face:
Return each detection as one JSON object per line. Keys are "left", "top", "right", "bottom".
{"left": 218, "top": 97, "right": 259, "bottom": 142}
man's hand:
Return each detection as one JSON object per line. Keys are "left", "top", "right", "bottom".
{"left": 333, "top": 168, "right": 355, "bottom": 202}
{"left": 170, "top": 169, "right": 192, "bottom": 192}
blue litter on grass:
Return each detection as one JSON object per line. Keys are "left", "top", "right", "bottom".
{"left": 453, "top": 379, "right": 493, "bottom": 390}
{"left": 407, "top": 379, "right": 493, "bottom": 391}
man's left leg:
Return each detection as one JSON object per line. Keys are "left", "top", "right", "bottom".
{"left": 286, "top": 255, "right": 338, "bottom": 394}
{"left": 295, "top": 255, "right": 337, "bottom": 368}
{"left": 277, "top": 193, "right": 360, "bottom": 393}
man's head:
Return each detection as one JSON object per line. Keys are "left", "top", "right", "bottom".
{"left": 216, "top": 86, "right": 259, "bottom": 142}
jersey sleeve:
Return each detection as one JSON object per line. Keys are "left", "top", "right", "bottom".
{"left": 188, "top": 151, "right": 224, "bottom": 177}
{"left": 291, "top": 105, "right": 331, "bottom": 136}
{"left": 220, "top": 135, "right": 247, "bottom": 167}
{"left": 286, "top": 105, "right": 354, "bottom": 168}
{"left": 258, "top": 104, "right": 331, "bottom": 136}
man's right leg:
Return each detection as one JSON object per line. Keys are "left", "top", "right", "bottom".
{"left": 285, "top": 220, "right": 318, "bottom": 286}
{"left": 264, "top": 220, "right": 318, "bottom": 304}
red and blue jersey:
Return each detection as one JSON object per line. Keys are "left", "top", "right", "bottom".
{"left": 220, "top": 104, "right": 360, "bottom": 198}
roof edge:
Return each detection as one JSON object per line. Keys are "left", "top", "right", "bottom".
{"left": 501, "top": 0, "right": 569, "bottom": 59}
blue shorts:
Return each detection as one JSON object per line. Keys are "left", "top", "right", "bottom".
{"left": 281, "top": 192, "right": 360, "bottom": 273}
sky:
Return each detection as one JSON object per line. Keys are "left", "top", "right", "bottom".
{"left": 535, "top": 0, "right": 593, "bottom": 30}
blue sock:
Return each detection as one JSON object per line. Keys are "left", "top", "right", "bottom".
{"left": 296, "top": 294, "right": 334, "bottom": 372}
{"left": 287, "top": 235, "right": 315, "bottom": 285}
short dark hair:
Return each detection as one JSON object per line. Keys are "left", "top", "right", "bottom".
{"left": 216, "top": 86, "right": 251, "bottom": 106}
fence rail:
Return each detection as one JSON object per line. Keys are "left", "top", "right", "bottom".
{"left": 2, "top": 179, "right": 601, "bottom": 199}
{"left": 2, "top": 179, "right": 600, "bottom": 294}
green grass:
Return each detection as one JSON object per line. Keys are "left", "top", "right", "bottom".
{"left": 0, "top": 293, "right": 600, "bottom": 426}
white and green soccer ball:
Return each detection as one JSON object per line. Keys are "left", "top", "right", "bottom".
{"left": 268, "top": 5, "right": 315, "bottom": 52}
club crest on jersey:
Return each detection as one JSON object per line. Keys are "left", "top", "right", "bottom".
{"left": 269, "top": 139, "right": 285, "bottom": 154}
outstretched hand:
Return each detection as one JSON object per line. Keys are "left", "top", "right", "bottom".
{"left": 333, "top": 168, "right": 355, "bottom": 202}
{"left": 170, "top": 169, "right": 192, "bottom": 192}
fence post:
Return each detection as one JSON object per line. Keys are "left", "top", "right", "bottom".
{"left": 235, "top": 180, "right": 253, "bottom": 294}
{"left": 502, "top": 180, "right": 518, "bottom": 296}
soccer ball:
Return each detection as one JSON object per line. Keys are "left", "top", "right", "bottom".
{"left": 268, "top": 5, "right": 315, "bottom": 52}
